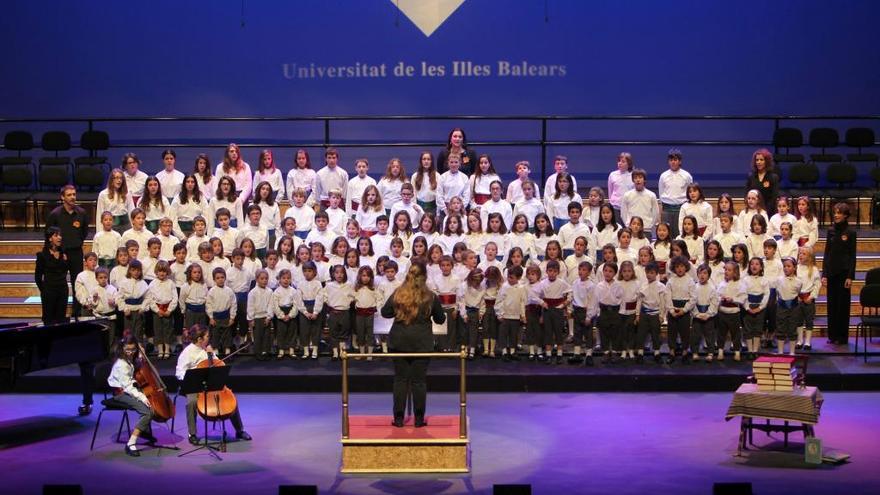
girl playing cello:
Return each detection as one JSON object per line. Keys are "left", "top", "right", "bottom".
{"left": 175, "top": 324, "right": 252, "bottom": 445}
{"left": 107, "top": 335, "right": 156, "bottom": 456}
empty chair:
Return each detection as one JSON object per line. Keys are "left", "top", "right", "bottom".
{"left": 856, "top": 284, "right": 880, "bottom": 362}
{"left": 0, "top": 164, "right": 35, "bottom": 229}
{"left": 773, "top": 127, "right": 805, "bottom": 184}
{"left": 845, "top": 127, "right": 878, "bottom": 168}
{"left": 73, "top": 131, "right": 110, "bottom": 208}
{"left": 74, "top": 130, "right": 110, "bottom": 168}
{"left": 0, "top": 131, "right": 35, "bottom": 166}
{"left": 808, "top": 127, "right": 843, "bottom": 166}
{"left": 34, "top": 131, "right": 74, "bottom": 227}
{"left": 825, "top": 161, "right": 862, "bottom": 226}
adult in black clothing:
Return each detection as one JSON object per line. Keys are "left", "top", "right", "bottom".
{"left": 822, "top": 202, "right": 857, "bottom": 345}
{"left": 45, "top": 185, "right": 90, "bottom": 318}
{"left": 36, "top": 227, "right": 70, "bottom": 325}
{"left": 744, "top": 149, "right": 780, "bottom": 216}
{"left": 436, "top": 127, "right": 478, "bottom": 175}
{"left": 43, "top": 188, "right": 96, "bottom": 416}
{"left": 380, "top": 261, "right": 446, "bottom": 428}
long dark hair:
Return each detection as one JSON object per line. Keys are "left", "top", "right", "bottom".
{"left": 178, "top": 174, "right": 203, "bottom": 204}
{"left": 44, "top": 226, "right": 62, "bottom": 253}
{"left": 114, "top": 334, "right": 141, "bottom": 362}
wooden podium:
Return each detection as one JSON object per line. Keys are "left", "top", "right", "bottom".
{"left": 339, "top": 349, "right": 470, "bottom": 473}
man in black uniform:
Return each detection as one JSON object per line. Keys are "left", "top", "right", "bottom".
{"left": 44, "top": 184, "right": 95, "bottom": 415}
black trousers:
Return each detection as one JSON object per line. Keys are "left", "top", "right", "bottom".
{"left": 41, "top": 284, "right": 69, "bottom": 325}
{"left": 392, "top": 357, "right": 429, "bottom": 418}
{"left": 826, "top": 272, "right": 852, "bottom": 343}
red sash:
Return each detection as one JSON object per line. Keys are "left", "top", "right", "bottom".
{"left": 438, "top": 294, "right": 457, "bottom": 305}
{"left": 351, "top": 201, "right": 360, "bottom": 211}
{"left": 625, "top": 301, "right": 637, "bottom": 311}
{"left": 356, "top": 307, "right": 377, "bottom": 316}
{"left": 157, "top": 303, "right": 170, "bottom": 313}
{"left": 697, "top": 226, "right": 707, "bottom": 236}
{"left": 320, "top": 199, "right": 331, "bottom": 209}
{"left": 656, "top": 261, "right": 667, "bottom": 274}
{"left": 721, "top": 301, "right": 740, "bottom": 308}
{"left": 474, "top": 193, "right": 490, "bottom": 205}
{"left": 798, "top": 236, "right": 809, "bottom": 247}
{"left": 359, "top": 229, "right": 376, "bottom": 238}
{"left": 526, "top": 304, "right": 542, "bottom": 314}
{"left": 484, "top": 299, "right": 496, "bottom": 308}
{"left": 543, "top": 297, "right": 565, "bottom": 308}
{"left": 799, "top": 292, "right": 812, "bottom": 303}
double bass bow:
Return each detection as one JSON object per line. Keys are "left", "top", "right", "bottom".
{"left": 134, "top": 342, "right": 176, "bottom": 422}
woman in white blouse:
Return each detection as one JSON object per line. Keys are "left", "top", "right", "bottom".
{"left": 214, "top": 143, "right": 253, "bottom": 204}
{"left": 412, "top": 151, "right": 443, "bottom": 216}
{"left": 285, "top": 148, "right": 317, "bottom": 202}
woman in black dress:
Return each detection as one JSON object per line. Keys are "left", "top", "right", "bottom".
{"left": 35, "top": 226, "right": 70, "bottom": 325}
{"left": 380, "top": 261, "right": 446, "bottom": 427}
{"left": 745, "top": 148, "right": 780, "bottom": 216}
{"left": 822, "top": 202, "right": 856, "bottom": 345}
{"left": 436, "top": 127, "right": 478, "bottom": 175}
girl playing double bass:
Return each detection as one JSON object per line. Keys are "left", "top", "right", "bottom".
{"left": 175, "top": 325, "right": 252, "bottom": 445}
{"left": 107, "top": 335, "right": 156, "bottom": 457}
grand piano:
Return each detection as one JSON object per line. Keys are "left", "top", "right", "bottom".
{"left": 0, "top": 319, "right": 111, "bottom": 413}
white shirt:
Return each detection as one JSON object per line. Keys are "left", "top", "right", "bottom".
{"left": 438, "top": 170, "right": 471, "bottom": 209}
{"left": 120, "top": 228, "right": 153, "bottom": 260}
{"left": 737, "top": 209, "right": 770, "bottom": 239}
{"left": 679, "top": 201, "right": 714, "bottom": 240}
{"left": 176, "top": 343, "right": 208, "bottom": 381}
{"left": 156, "top": 168, "right": 185, "bottom": 202}
{"left": 495, "top": 282, "right": 526, "bottom": 320}
{"left": 769, "top": 212, "right": 797, "bottom": 238}
{"left": 115, "top": 278, "right": 148, "bottom": 312}
{"left": 246, "top": 285, "right": 274, "bottom": 320}
{"left": 124, "top": 169, "right": 148, "bottom": 198}
{"left": 389, "top": 201, "right": 424, "bottom": 228}
{"left": 620, "top": 187, "right": 660, "bottom": 229}
{"left": 377, "top": 177, "right": 405, "bottom": 207}
{"left": 355, "top": 207, "right": 383, "bottom": 232}
{"left": 513, "top": 198, "right": 544, "bottom": 229}
{"left": 546, "top": 193, "right": 582, "bottom": 221}
{"left": 92, "top": 229, "right": 121, "bottom": 261}
{"left": 109, "top": 359, "right": 147, "bottom": 403}
{"left": 147, "top": 278, "right": 178, "bottom": 313}
{"left": 273, "top": 285, "right": 300, "bottom": 318}
{"left": 658, "top": 168, "right": 693, "bottom": 206}
{"left": 544, "top": 173, "right": 578, "bottom": 210}
{"left": 286, "top": 168, "right": 317, "bottom": 201}
{"left": 468, "top": 173, "right": 501, "bottom": 207}
{"left": 215, "top": 227, "right": 242, "bottom": 256}
{"left": 607, "top": 170, "right": 633, "bottom": 208}
{"left": 240, "top": 222, "right": 269, "bottom": 250}
{"left": 206, "top": 284, "right": 236, "bottom": 319}
{"left": 284, "top": 204, "right": 316, "bottom": 233}
{"left": 96, "top": 189, "right": 134, "bottom": 227}
{"left": 411, "top": 172, "right": 443, "bottom": 210}
{"left": 325, "top": 206, "right": 348, "bottom": 235}
{"left": 304, "top": 228, "right": 336, "bottom": 253}
{"left": 480, "top": 198, "right": 513, "bottom": 231}
{"left": 171, "top": 195, "right": 211, "bottom": 237}
{"left": 215, "top": 162, "right": 253, "bottom": 203}
{"left": 558, "top": 221, "right": 592, "bottom": 252}
{"left": 506, "top": 178, "right": 541, "bottom": 204}
{"left": 186, "top": 233, "right": 210, "bottom": 262}
{"left": 793, "top": 215, "right": 819, "bottom": 248}
{"left": 346, "top": 174, "right": 377, "bottom": 214}
{"left": 252, "top": 168, "right": 284, "bottom": 198}
{"left": 74, "top": 270, "right": 98, "bottom": 307}
{"left": 312, "top": 165, "right": 349, "bottom": 205}
{"left": 210, "top": 197, "right": 244, "bottom": 229}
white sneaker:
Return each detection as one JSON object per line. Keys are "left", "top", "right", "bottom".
{"left": 734, "top": 351, "right": 741, "bottom": 362}
{"left": 717, "top": 349, "right": 724, "bottom": 361}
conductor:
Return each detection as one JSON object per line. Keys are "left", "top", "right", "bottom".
{"left": 380, "top": 261, "right": 446, "bottom": 428}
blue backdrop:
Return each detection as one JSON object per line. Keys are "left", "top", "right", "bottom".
{"left": 2, "top": 0, "right": 878, "bottom": 183}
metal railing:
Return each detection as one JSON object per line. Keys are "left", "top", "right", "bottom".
{"left": 1, "top": 115, "right": 877, "bottom": 181}
{"left": 340, "top": 347, "right": 468, "bottom": 440}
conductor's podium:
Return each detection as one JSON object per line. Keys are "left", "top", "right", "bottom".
{"left": 339, "top": 349, "right": 470, "bottom": 473}
{"left": 341, "top": 415, "right": 469, "bottom": 473}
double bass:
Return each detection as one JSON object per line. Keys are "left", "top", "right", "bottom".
{"left": 134, "top": 343, "right": 175, "bottom": 422}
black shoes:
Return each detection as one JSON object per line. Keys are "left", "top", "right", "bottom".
{"left": 583, "top": 355, "right": 594, "bottom": 367}
{"left": 414, "top": 417, "right": 428, "bottom": 428}
{"left": 803, "top": 344, "right": 812, "bottom": 351}
{"left": 77, "top": 404, "right": 92, "bottom": 416}
{"left": 567, "top": 355, "right": 584, "bottom": 365}
{"left": 140, "top": 432, "right": 157, "bottom": 445}
{"left": 555, "top": 355, "right": 563, "bottom": 365}
{"left": 188, "top": 434, "right": 201, "bottom": 445}
{"left": 391, "top": 416, "right": 404, "bottom": 428}
{"left": 124, "top": 444, "right": 140, "bottom": 457}
{"left": 236, "top": 430, "right": 252, "bottom": 441}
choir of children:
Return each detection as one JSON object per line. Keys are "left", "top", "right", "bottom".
{"left": 78, "top": 146, "right": 823, "bottom": 364}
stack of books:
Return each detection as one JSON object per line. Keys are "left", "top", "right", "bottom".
{"left": 753, "top": 355, "right": 798, "bottom": 392}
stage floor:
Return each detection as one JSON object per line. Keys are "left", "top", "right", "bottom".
{"left": 1, "top": 392, "right": 878, "bottom": 495}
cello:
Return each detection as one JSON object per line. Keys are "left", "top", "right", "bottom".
{"left": 134, "top": 343, "right": 176, "bottom": 422}
{"left": 195, "top": 343, "right": 250, "bottom": 422}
